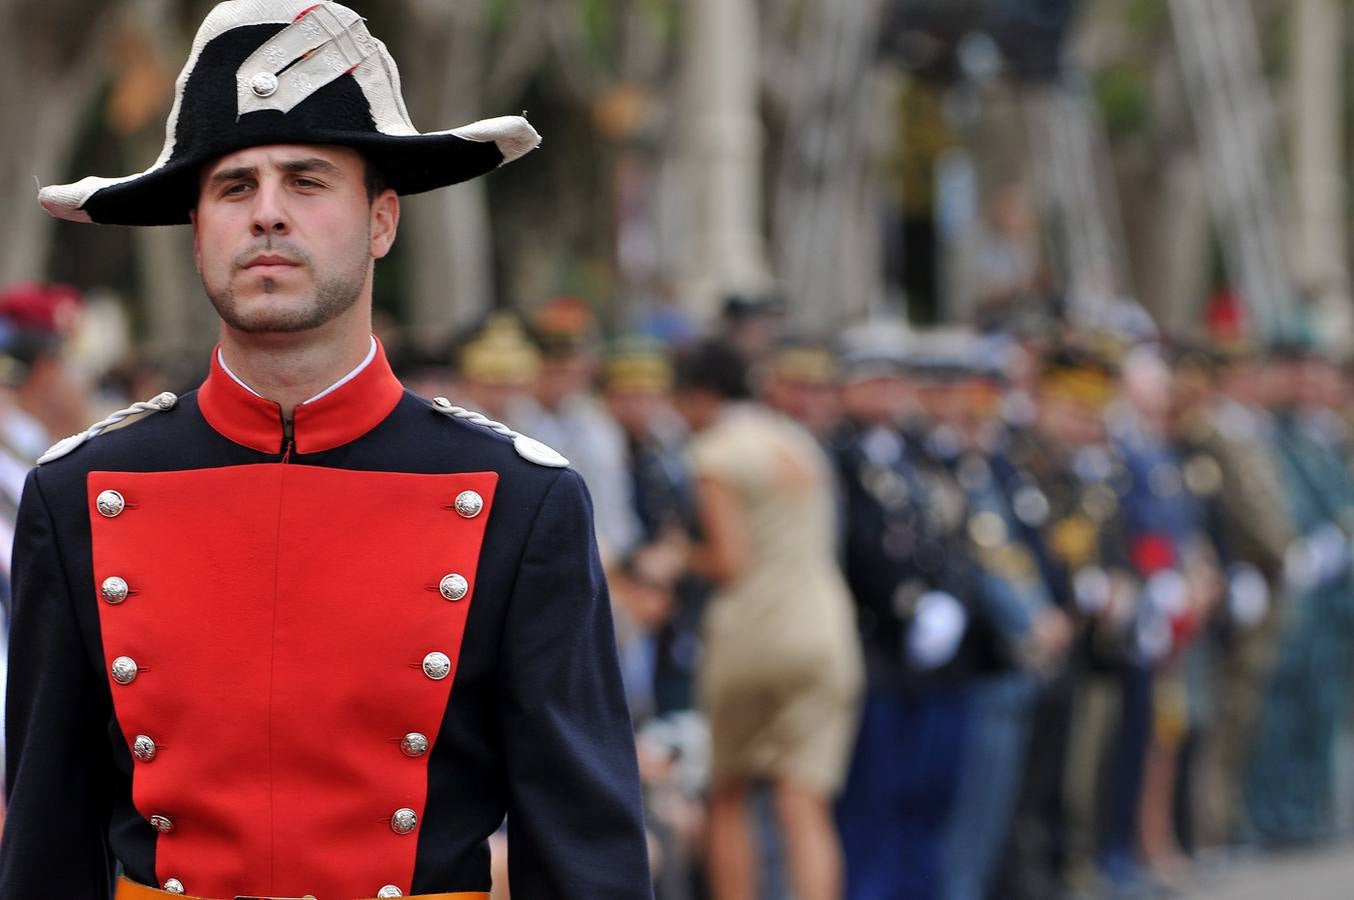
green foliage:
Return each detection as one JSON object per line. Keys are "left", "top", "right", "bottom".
{"left": 581, "top": 0, "right": 678, "bottom": 72}
{"left": 642, "top": 0, "right": 678, "bottom": 34}
{"left": 1094, "top": 63, "right": 1151, "bottom": 143}
{"left": 581, "top": 0, "right": 613, "bottom": 58}
{"left": 1124, "top": 0, "right": 1169, "bottom": 34}
{"left": 487, "top": 0, "right": 516, "bottom": 36}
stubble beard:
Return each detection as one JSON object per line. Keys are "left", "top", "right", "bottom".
{"left": 205, "top": 239, "right": 370, "bottom": 335}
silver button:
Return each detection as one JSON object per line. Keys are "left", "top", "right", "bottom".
{"left": 432, "top": 396, "right": 453, "bottom": 409}
{"left": 111, "top": 656, "right": 139, "bottom": 685}
{"left": 96, "top": 490, "right": 126, "bottom": 518}
{"left": 439, "top": 573, "right": 469, "bottom": 602}
{"left": 390, "top": 807, "right": 418, "bottom": 835}
{"left": 162, "top": 878, "right": 185, "bottom": 894}
{"left": 149, "top": 814, "right": 175, "bottom": 833}
{"left": 250, "top": 71, "right": 279, "bottom": 97}
{"left": 400, "top": 732, "right": 429, "bottom": 758}
{"left": 101, "top": 576, "right": 130, "bottom": 604}
{"left": 377, "top": 886, "right": 403, "bottom": 898}
{"left": 421, "top": 652, "right": 451, "bottom": 681}
{"left": 454, "top": 490, "right": 483, "bottom": 518}
{"left": 151, "top": 391, "right": 178, "bottom": 411}
{"left": 132, "top": 734, "right": 157, "bottom": 762}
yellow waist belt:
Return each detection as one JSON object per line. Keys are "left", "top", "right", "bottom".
{"left": 116, "top": 875, "right": 490, "bottom": 900}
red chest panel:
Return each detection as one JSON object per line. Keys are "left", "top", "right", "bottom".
{"left": 88, "top": 464, "right": 498, "bottom": 900}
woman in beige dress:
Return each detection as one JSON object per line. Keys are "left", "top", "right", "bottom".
{"left": 673, "top": 340, "right": 863, "bottom": 900}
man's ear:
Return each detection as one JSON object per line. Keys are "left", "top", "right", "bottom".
{"left": 370, "top": 189, "right": 399, "bottom": 260}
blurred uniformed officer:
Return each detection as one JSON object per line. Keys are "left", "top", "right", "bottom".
{"left": 513, "top": 295, "right": 644, "bottom": 563}
{"left": 1000, "top": 342, "right": 1137, "bottom": 898}
{"left": 1170, "top": 342, "right": 1294, "bottom": 849}
{"left": 904, "top": 330, "right": 1073, "bottom": 900}
{"left": 454, "top": 313, "right": 541, "bottom": 424}
{"left": 1246, "top": 341, "right": 1354, "bottom": 846}
{"left": 762, "top": 338, "right": 843, "bottom": 444}
{"left": 602, "top": 339, "right": 705, "bottom": 900}
{"left": 0, "top": 281, "right": 90, "bottom": 812}
{"left": 830, "top": 327, "right": 976, "bottom": 900}
{"left": 601, "top": 338, "right": 702, "bottom": 719}
{"left": 1108, "top": 346, "right": 1222, "bottom": 888}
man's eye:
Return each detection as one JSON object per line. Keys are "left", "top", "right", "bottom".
{"left": 223, "top": 183, "right": 252, "bottom": 196}
{"left": 293, "top": 177, "right": 322, "bottom": 188}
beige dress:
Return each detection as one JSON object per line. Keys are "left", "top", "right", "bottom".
{"left": 688, "top": 404, "right": 863, "bottom": 793}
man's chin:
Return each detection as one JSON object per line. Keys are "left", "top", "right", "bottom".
{"left": 225, "top": 315, "right": 327, "bottom": 336}
{"left": 216, "top": 297, "right": 324, "bottom": 335}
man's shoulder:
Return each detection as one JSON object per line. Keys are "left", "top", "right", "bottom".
{"left": 406, "top": 392, "right": 569, "bottom": 469}
{"left": 35, "top": 390, "right": 207, "bottom": 474}
{"left": 376, "top": 392, "right": 578, "bottom": 502}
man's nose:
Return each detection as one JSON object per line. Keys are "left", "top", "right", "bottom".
{"left": 250, "top": 181, "right": 289, "bottom": 236}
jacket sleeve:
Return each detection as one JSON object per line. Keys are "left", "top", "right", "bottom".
{"left": 0, "top": 469, "right": 116, "bottom": 895}
{"left": 499, "top": 468, "right": 653, "bottom": 898}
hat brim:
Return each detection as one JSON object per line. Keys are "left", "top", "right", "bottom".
{"left": 40, "top": 117, "right": 538, "bottom": 227}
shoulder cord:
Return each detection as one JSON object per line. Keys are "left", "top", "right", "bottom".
{"left": 431, "top": 398, "right": 518, "bottom": 440}
{"left": 37, "top": 392, "right": 178, "bottom": 465}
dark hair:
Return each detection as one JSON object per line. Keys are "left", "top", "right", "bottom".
{"left": 673, "top": 339, "right": 752, "bottom": 401}
{"left": 364, "top": 158, "right": 390, "bottom": 204}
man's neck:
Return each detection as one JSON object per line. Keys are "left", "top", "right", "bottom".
{"left": 217, "top": 318, "right": 374, "bottom": 419}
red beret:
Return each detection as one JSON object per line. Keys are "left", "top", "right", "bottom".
{"left": 0, "top": 281, "right": 84, "bottom": 335}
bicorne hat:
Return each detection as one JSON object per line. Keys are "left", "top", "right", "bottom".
{"left": 38, "top": 1, "right": 540, "bottom": 226}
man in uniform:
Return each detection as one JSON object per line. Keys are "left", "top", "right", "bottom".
{"left": 453, "top": 313, "right": 542, "bottom": 426}
{"left": 0, "top": 3, "right": 650, "bottom": 898}
{"left": 761, "top": 338, "right": 843, "bottom": 444}
{"left": 511, "top": 296, "right": 643, "bottom": 565}
{"left": 829, "top": 329, "right": 975, "bottom": 900}
{"left": 0, "top": 281, "right": 90, "bottom": 825}
{"left": 1170, "top": 342, "right": 1293, "bottom": 850}
{"left": 999, "top": 342, "right": 1136, "bottom": 898}
{"left": 904, "top": 330, "right": 1072, "bottom": 900}
{"left": 1246, "top": 341, "right": 1354, "bottom": 847}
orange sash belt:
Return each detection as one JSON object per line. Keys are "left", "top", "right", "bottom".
{"left": 116, "top": 875, "right": 490, "bottom": 900}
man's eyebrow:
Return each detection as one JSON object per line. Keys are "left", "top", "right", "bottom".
{"left": 277, "top": 157, "right": 343, "bottom": 176}
{"left": 205, "top": 158, "right": 342, "bottom": 186}
{"left": 207, "top": 165, "right": 257, "bottom": 186}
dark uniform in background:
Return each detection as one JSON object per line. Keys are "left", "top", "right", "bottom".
{"left": 1171, "top": 345, "right": 1293, "bottom": 849}
{"left": 830, "top": 337, "right": 976, "bottom": 900}
{"left": 999, "top": 347, "right": 1136, "bottom": 898}
{"left": 909, "top": 333, "right": 1069, "bottom": 900}
{"left": 1246, "top": 345, "right": 1354, "bottom": 847}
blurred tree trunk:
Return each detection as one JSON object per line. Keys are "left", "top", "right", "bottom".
{"left": 0, "top": 0, "right": 124, "bottom": 285}
{"left": 766, "top": 0, "right": 889, "bottom": 331}
{"left": 1288, "top": 0, "right": 1350, "bottom": 338}
{"left": 398, "top": 0, "right": 494, "bottom": 351}
{"left": 1116, "top": 45, "right": 1209, "bottom": 334}
{"left": 1074, "top": 0, "right": 1210, "bottom": 333}
{"left": 676, "top": 0, "right": 772, "bottom": 325}
{"left": 124, "top": 0, "right": 217, "bottom": 359}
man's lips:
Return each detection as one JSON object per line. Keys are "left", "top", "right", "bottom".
{"left": 242, "top": 254, "right": 301, "bottom": 271}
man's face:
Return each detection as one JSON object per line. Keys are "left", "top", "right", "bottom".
{"left": 191, "top": 144, "right": 397, "bottom": 335}
{"left": 841, "top": 374, "right": 910, "bottom": 425}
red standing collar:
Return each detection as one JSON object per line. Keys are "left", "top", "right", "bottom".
{"left": 198, "top": 339, "right": 405, "bottom": 454}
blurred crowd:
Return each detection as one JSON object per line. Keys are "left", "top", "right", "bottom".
{"left": 4, "top": 282, "right": 1354, "bottom": 900}
{"left": 408, "top": 293, "right": 1354, "bottom": 900}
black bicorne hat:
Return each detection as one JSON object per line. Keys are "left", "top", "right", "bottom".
{"left": 39, "top": 1, "right": 540, "bottom": 226}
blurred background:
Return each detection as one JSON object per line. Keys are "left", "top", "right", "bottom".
{"left": 7, "top": 0, "right": 1350, "bottom": 355}
{"left": 8, "top": 1, "right": 1354, "bottom": 898}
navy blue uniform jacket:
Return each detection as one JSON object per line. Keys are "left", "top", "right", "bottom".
{"left": 0, "top": 342, "right": 652, "bottom": 898}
